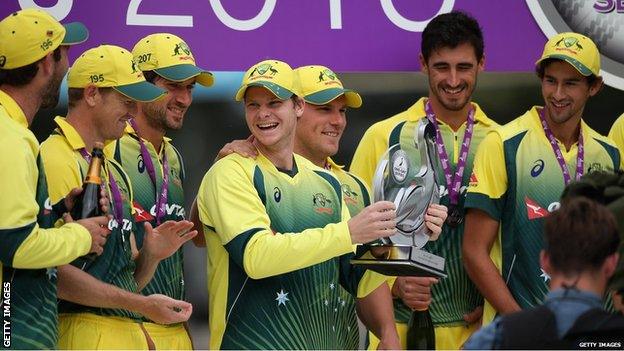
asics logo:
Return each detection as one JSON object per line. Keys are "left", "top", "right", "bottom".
{"left": 531, "top": 159, "right": 545, "bottom": 177}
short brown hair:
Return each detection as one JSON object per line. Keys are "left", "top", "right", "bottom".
{"left": 544, "top": 197, "right": 620, "bottom": 275}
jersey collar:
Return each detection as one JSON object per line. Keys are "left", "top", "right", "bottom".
{"left": 411, "top": 97, "right": 495, "bottom": 128}
{"left": 0, "top": 90, "right": 28, "bottom": 128}
{"left": 125, "top": 121, "right": 172, "bottom": 147}
{"left": 53, "top": 116, "right": 115, "bottom": 151}
{"left": 529, "top": 106, "right": 589, "bottom": 147}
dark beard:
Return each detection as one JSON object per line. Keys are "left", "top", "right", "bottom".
{"left": 40, "top": 74, "right": 62, "bottom": 109}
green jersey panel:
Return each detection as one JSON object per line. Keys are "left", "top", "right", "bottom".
{"left": 388, "top": 113, "right": 493, "bottom": 326}
{"left": 111, "top": 133, "right": 186, "bottom": 306}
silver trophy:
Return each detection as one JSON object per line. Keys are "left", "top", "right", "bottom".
{"left": 351, "top": 118, "right": 446, "bottom": 278}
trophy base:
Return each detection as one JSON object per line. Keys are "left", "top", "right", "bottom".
{"left": 351, "top": 245, "right": 447, "bottom": 278}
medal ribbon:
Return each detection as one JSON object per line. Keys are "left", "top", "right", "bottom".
{"left": 538, "top": 108, "right": 584, "bottom": 185}
{"left": 129, "top": 118, "right": 169, "bottom": 225}
{"left": 79, "top": 148, "right": 124, "bottom": 226}
{"left": 424, "top": 100, "right": 475, "bottom": 206}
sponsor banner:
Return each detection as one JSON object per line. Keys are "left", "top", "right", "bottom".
{"left": 2, "top": 0, "right": 623, "bottom": 89}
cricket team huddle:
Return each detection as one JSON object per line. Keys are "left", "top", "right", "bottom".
{"left": 1, "top": 7, "right": 624, "bottom": 351}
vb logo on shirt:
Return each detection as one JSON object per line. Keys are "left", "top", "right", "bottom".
{"left": 313, "top": 193, "right": 334, "bottom": 215}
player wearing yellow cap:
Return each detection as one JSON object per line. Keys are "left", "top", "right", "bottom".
{"left": 215, "top": 64, "right": 448, "bottom": 349}
{"left": 464, "top": 32, "right": 620, "bottom": 322}
{"left": 0, "top": 9, "right": 111, "bottom": 349}
{"left": 39, "top": 45, "right": 197, "bottom": 349}
{"left": 103, "top": 33, "right": 212, "bottom": 349}
{"left": 197, "top": 59, "right": 403, "bottom": 349}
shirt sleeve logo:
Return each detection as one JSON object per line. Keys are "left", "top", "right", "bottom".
{"left": 313, "top": 193, "right": 334, "bottom": 215}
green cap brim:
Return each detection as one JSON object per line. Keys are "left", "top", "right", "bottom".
{"left": 114, "top": 81, "right": 167, "bottom": 102}
{"left": 62, "top": 22, "right": 89, "bottom": 45}
{"left": 155, "top": 64, "right": 214, "bottom": 87}
{"left": 305, "top": 88, "right": 362, "bottom": 108}
{"left": 235, "top": 82, "right": 293, "bottom": 101}
{"left": 537, "top": 54, "right": 594, "bottom": 76}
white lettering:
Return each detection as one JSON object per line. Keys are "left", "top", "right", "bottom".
{"left": 150, "top": 203, "right": 186, "bottom": 217}
{"left": 209, "top": 0, "right": 276, "bottom": 31}
{"left": 329, "top": 0, "right": 342, "bottom": 29}
{"left": 2, "top": 282, "right": 9, "bottom": 347}
{"left": 380, "top": 0, "right": 455, "bottom": 32}
{"left": 126, "top": 0, "right": 193, "bottom": 27}
{"left": 438, "top": 185, "right": 468, "bottom": 197}
{"left": 18, "top": 0, "right": 73, "bottom": 20}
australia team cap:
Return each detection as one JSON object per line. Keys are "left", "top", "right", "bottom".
{"left": 536, "top": 32, "right": 600, "bottom": 77}
{"left": 295, "top": 65, "right": 362, "bottom": 108}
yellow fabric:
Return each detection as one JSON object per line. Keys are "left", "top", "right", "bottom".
{"left": 198, "top": 152, "right": 355, "bottom": 349}
{"left": 131, "top": 33, "right": 213, "bottom": 86}
{"left": 349, "top": 97, "right": 496, "bottom": 186}
{"left": 294, "top": 65, "right": 362, "bottom": 107}
{"left": 608, "top": 113, "right": 624, "bottom": 169}
{"left": 368, "top": 322, "right": 478, "bottom": 350}
{"left": 235, "top": 59, "right": 300, "bottom": 101}
{"left": 0, "top": 8, "right": 65, "bottom": 69}
{"left": 68, "top": 45, "right": 148, "bottom": 87}
{"left": 0, "top": 90, "right": 90, "bottom": 283}
{"left": 40, "top": 117, "right": 134, "bottom": 208}
{"left": 57, "top": 313, "right": 149, "bottom": 350}
{"left": 467, "top": 131, "right": 508, "bottom": 201}
{"left": 143, "top": 322, "right": 192, "bottom": 350}
{"left": 536, "top": 32, "right": 600, "bottom": 76}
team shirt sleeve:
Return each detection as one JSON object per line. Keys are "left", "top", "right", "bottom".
{"left": 464, "top": 131, "right": 509, "bottom": 221}
{"left": 0, "top": 139, "right": 90, "bottom": 270}
{"left": 198, "top": 157, "right": 355, "bottom": 280}
{"left": 608, "top": 113, "right": 624, "bottom": 170}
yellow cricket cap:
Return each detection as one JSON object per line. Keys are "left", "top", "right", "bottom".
{"left": 536, "top": 32, "right": 600, "bottom": 77}
{"left": 67, "top": 45, "right": 166, "bottom": 102}
{"left": 0, "top": 8, "right": 88, "bottom": 69}
{"left": 132, "top": 33, "right": 213, "bottom": 87}
{"left": 295, "top": 65, "right": 362, "bottom": 108}
{"left": 235, "top": 59, "right": 299, "bottom": 101}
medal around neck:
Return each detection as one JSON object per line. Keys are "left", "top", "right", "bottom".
{"left": 351, "top": 118, "right": 447, "bottom": 278}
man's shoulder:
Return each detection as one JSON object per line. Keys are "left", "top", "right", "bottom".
{"left": 365, "top": 100, "right": 426, "bottom": 138}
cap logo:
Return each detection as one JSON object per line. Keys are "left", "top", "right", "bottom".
{"left": 318, "top": 69, "right": 337, "bottom": 82}
{"left": 131, "top": 59, "right": 139, "bottom": 73}
{"left": 555, "top": 36, "right": 583, "bottom": 54}
{"left": 0, "top": 56, "right": 5, "bottom": 68}
{"left": 46, "top": 30, "right": 53, "bottom": 37}
{"left": 172, "top": 42, "right": 191, "bottom": 56}
{"left": 249, "top": 63, "right": 278, "bottom": 78}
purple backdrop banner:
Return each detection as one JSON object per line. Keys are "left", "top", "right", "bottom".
{"left": 2, "top": 1, "right": 624, "bottom": 90}
{"left": 2, "top": 0, "right": 546, "bottom": 71}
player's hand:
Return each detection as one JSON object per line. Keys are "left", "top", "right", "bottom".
{"left": 216, "top": 135, "right": 257, "bottom": 161}
{"left": 140, "top": 294, "right": 193, "bottom": 324}
{"left": 63, "top": 187, "right": 110, "bottom": 215}
{"left": 425, "top": 204, "right": 447, "bottom": 241}
{"left": 348, "top": 201, "right": 396, "bottom": 244}
{"left": 463, "top": 305, "right": 483, "bottom": 324}
{"left": 392, "top": 277, "right": 438, "bottom": 311}
{"left": 143, "top": 220, "right": 197, "bottom": 261}
{"left": 64, "top": 213, "right": 111, "bottom": 256}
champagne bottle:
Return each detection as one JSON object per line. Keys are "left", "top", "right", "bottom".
{"left": 71, "top": 142, "right": 104, "bottom": 220}
{"left": 406, "top": 309, "right": 435, "bottom": 350}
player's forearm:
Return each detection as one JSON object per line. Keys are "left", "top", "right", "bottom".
{"left": 356, "top": 282, "right": 398, "bottom": 342}
{"left": 57, "top": 264, "right": 146, "bottom": 312}
{"left": 9, "top": 223, "right": 91, "bottom": 269}
{"left": 134, "top": 249, "right": 160, "bottom": 291}
{"left": 242, "top": 222, "right": 353, "bottom": 279}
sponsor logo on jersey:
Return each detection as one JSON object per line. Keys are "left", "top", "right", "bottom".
{"left": 469, "top": 172, "right": 478, "bottom": 187}
{"left": 525, "top": 196, "right": 560, "bottom": 220}
{"left": 149, "top": 202, "right": 186, "bottom": 218}
{"left": 341, "top": 184, "right": 359, "bottom": 205}
{"left": 313, "top": 193, "right": 334, "bottom": 214}
{"left": 133, "top": 201, "right": 154, "bottom": 222}
{"left": 531, "top": 159, "right": 545, "bottom": 177}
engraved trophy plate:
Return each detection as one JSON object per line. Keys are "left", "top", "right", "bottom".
{"left": 351, "top": 118, "right": 447, "bottom": 278}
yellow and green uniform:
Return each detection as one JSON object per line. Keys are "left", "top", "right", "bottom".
{"left": 350, "top": 97, "right": 497, "bottom": 349}
{"left": 39, "top": 117, "right": 146, "bottom": 347}
{"left": 466, "top": 106, "right": 620, "bottom": 317}
{"left": 326, "top": 158, "right": 373, "bottom": 349}
{"left": 106, "top": 123, "right": 190, "bottom": 348}
{"left": 198, "top": 152, "right": 384, "bottom": 350}
{"left": 0, "top": 91, "right": 92, "bottom": 349}
{"left": 608, "top": 112, "right": 624, "bottom": 152}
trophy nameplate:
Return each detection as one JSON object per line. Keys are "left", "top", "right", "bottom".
{"left": 351, "top": 118, "right": 447, "bottom": 278}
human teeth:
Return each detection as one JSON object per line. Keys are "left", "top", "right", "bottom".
{"left": 444, "top": 87, "right": 462, "bottom": 94}
{"left": 258, "top": 123, "right": 278, "bottom": 128}
{"left": 322, "top": 132, "right": 338, "bottom": 137}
